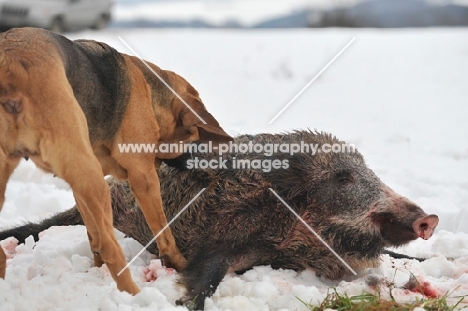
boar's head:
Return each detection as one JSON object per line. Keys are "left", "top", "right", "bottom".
{"left": 265, "top": 130, "right": 438, "bottom": 272}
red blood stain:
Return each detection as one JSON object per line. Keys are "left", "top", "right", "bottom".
{"left": 143, "top": 267, "right": 157, "bottom": 282}
{"left": 143, "top": 259, "right": 175, "bottom": 282}
{"left": 406, "top": 277, "right": 439, "bottom": 298}
{"left": 0, "top": 237, "right": 18, "bottom": 259}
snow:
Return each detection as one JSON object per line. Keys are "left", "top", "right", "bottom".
{"left": 1, "top": 26, "right": 467, "bottom": 310}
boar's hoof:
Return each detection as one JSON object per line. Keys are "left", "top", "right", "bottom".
{"left": 176, "top": 296, "right": 203, "bottom": 311}
{"left": 383, "top": 249, "right": 425, "bottom": 261}
{"left": 413, "top": 214, "right": 439, "bottom": 240}
{"left": 364, "top": 274, "right": 383, "bottom": 287}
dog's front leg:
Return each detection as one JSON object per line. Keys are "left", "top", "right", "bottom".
{"left": 127, "top": 168, "right": 187, "bottom": 271}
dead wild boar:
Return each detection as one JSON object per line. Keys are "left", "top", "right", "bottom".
{"left": 0, "top": 130, "right": 439, "bottom": 310}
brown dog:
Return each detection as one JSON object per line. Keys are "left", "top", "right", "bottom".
{"left": 0, "top": 27, "right": 232, "bottom": 294}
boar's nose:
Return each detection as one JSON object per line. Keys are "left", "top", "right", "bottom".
{"left": 412, "top": 214, "right": 439, "bottom": 240}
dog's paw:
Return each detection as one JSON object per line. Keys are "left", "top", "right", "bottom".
{"left": 159, "top": 253, "right": 187, "bottom": 272}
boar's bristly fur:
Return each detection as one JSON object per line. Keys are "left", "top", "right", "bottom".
{"left": 0, "top": 130, "right": 438, "bottom": 310}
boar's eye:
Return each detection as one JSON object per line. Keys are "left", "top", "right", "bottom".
{"left": 335, "top": 170, "right": 353, "bottom": 185}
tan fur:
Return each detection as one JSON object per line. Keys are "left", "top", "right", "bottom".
{"left": 0, "top": 28, "right": 232, "bottom": 292}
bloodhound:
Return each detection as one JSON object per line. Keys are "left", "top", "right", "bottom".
{"left": 0, "top": 27, "right": 232, "bottom": 294}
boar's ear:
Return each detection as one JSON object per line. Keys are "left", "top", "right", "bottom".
{"left": 178, "top": 95, "right": 233, "bottom": 143}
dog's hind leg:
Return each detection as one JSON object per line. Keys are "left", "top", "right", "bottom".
{"left": 0, "top": 155, "right": 20, "bottom": 210}
{"left": 0, "top": 154, "right": 21, "bottom": 278}
{"left": 34, "top": 94, "right": 139, "bottom": 295}
{"left": 43, "top": 143, "right": 139, "bottom": 294}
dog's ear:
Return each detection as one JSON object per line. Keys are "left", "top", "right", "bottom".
{"left": 179, "top": 95, "right": 233, "bottom": 143}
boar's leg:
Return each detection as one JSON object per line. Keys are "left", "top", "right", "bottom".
{"left": 176, "top": 250, "right": 231, "bottom": 311}
{"left": 0, "top": 179, "right": 121, "bottom": 244}
{"left": 0, "top": 207, "right": 84, "bottom": 243}
{"left": 383, "top": 249, "right": 425, "bottom": 261}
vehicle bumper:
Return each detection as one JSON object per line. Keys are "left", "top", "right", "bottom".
{"left": 0, "top": 5, "right": 51, "bottom": 29}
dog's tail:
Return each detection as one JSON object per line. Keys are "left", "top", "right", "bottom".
{"left": 0, "top": 45, "right": 10, "bottom": 81}
{"left": 0, "top": 43, "right": 28, "bottom": 86}
{"left": 0, "top": 44, "right": 8, "bottom": 70}
{"left": 0, "top": 207, "right": 84, "bottom": 244}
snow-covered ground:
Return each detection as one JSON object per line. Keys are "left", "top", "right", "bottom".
{"left": 0, "top": 28, "right": 467, "bottom": 309}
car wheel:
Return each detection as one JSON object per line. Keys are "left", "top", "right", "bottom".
{"left": 92, "top": 14, "right": 110, "bottom": 30}
{"left": 50, "top": 17, "right": 65, "bottom": 33}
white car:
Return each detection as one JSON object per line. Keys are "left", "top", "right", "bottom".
{"left": 0, "top": 0, "right": 113, "bottom": 32}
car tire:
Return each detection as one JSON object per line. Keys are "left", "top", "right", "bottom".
{"left": 92, "top": 14, "right": 110, "bottom": 30}
{"left": 50, "top": 17, "right": 65, "bottom": 33}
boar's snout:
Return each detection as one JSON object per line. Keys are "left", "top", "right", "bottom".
{"left": 370, "top": 185, "right": 439, "bottom": 246}
{"left": 413, "top": 214, "right": 439, "bottom": 240}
